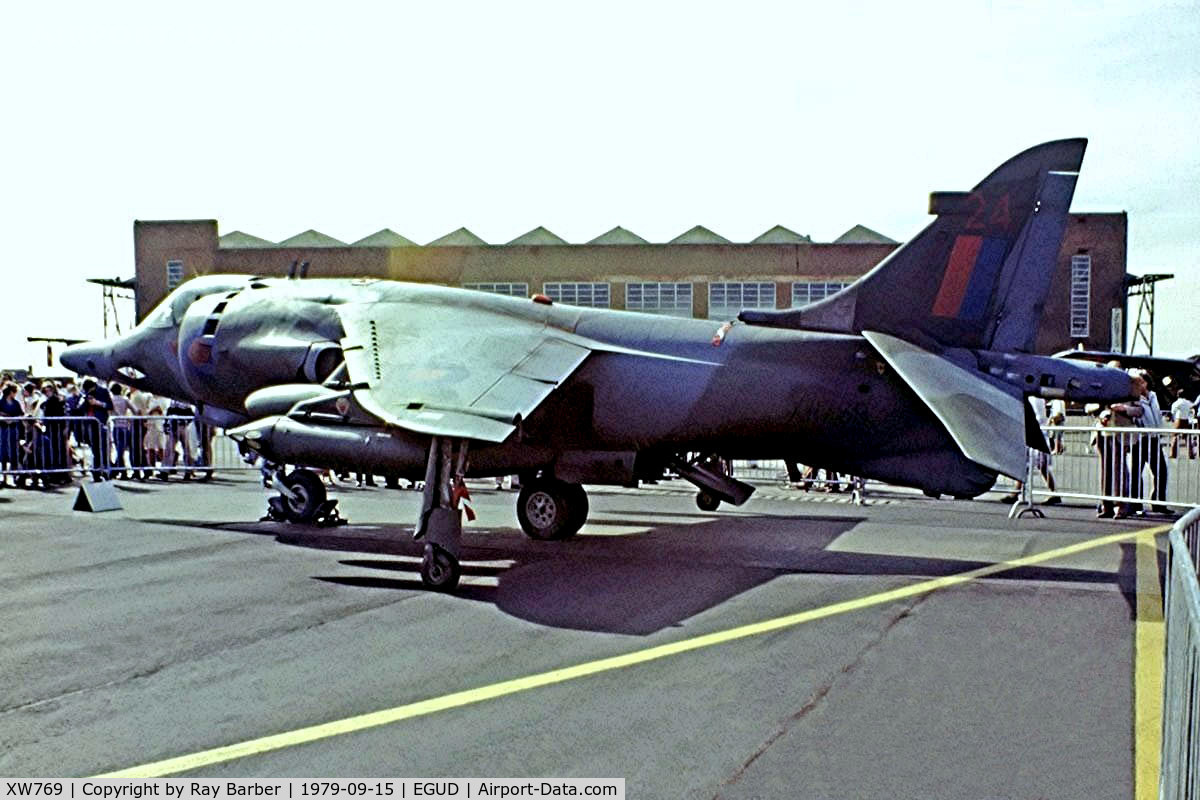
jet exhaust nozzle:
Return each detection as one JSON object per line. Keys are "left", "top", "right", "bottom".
{"left": 244, "top": 384, "right": 342, "bottom": 419}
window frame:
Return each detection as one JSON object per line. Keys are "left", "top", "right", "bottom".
{"left": 791, "top": 280, "right": 851, "bottom": 307}
{"left": 624, "top": 281, "right": 694, "bottom": 317}
{"left": 707, "top": 281, "right": 777, "bottom": 320}
{"left": 1069, "top": 254, "right": 1091, "bottom": 338}
{"left": 542, "top": 281, "right": 611, "bottom": 308}
{"left": 166, "top": 259, "right": 185, "bottom": 291}
{"left": 462, "top": 282, "right": 530, "bottom": 297}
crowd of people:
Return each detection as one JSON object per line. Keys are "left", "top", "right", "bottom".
{"left": 0, "top": 372, "right": 211, "bottom": 488}
{"left": 4, "top": 367, "right": 1199, "bottom": 508}
{"left": 995, "top": 369, "right": 1196, "bottom": 517}
{"left": 1088, "top": 368, "right": 1197, "bottom": 519}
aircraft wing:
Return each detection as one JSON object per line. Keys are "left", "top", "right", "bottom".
{"left": 335, "top": 301, "right": 590, "bottom": 442}
{"left": 863, "top": 330, "right": 1028, "bottom": 479}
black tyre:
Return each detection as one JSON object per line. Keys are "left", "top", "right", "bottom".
{"left": 385, "top": 474, "right": 402, "bottom": 490}
{"left": 421, "top": 544, "right": 461, "bottom": 591}
{"left": 562, "top": 482, "right": 589, "bottom": 538}
{"left": 696, "top": 491, "right": 721, "bottom": 511}
{"left": 517, "top": 479, "right": 580, "bottom": 540}
{"left": 281, "top": 469, "right": 326, "bottom": 523}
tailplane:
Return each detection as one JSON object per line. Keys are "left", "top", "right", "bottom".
{"left": 741, "top": 139, "right": 1087, "bottom": 353}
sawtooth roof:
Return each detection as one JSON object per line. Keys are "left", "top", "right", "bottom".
{"left": 587, "top": 226, "right": 650, "bottom": 245}
{"left": 507, "top": 226, "right": 568, "bottom": 245}
{"left": 216, "top": 224, "right": 893, "bottom": 247}
{"left": 427, "top": 227, "right": 488, "bottom": 246}
{"left": 277, "top": 230, "right": 347, "bottom": 247}
{"left": 218, "top": 230, "right": 275, "bottom": 248}
{"left": 751, "top": 225, "right": 813, "bottom": 244}
{"left": 668, "top": 225, "right": 731, "bottom": 245}
{"left": 833, "top": 224, "right": 897, "bottom": 244}
{"left": 352, "top": 229, "right": 417, "bottom": 247}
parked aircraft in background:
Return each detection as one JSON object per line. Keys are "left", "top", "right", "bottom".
{"left": 63, "top": 139, "right": 1134, "bottom": 590}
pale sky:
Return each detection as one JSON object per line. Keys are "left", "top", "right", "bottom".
{"left": 2, "top": 0, "right": 1197, "bottom": 371}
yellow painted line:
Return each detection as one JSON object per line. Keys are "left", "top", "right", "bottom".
{"left": 1134, "top": 531, "right": 1165, "bottom": 800}
{"left": 95, "top": 525, "right": 1169, "bottom": 778}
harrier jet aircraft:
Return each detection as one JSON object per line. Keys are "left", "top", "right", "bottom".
{"left": 63, "top": 139, "right": 1133, "bottom": 590}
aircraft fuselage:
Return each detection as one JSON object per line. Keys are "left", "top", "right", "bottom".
{"left": 63, "top": 276, "right": 992, "bottom": 497}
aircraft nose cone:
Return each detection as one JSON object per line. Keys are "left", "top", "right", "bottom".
{"left": 60, "top": 342, "right": 111, "bottom": 376}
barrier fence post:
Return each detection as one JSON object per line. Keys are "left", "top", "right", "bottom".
{"left": 1161, "top": 507, "right": 1200, "bottom": 799}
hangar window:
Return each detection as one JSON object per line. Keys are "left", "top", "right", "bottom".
{"left": 1070, "top": 254, "right": 1091, "bottom": 337}
{"left": 791, "top": 281, "right": 851, "bottom": 307}
{"left": 166, "top": 260, "right": 185, "bottom": 291}
{"left": 708, "top": 282, "right": 776, "bottom": 320}
{"left": 626, "top": 282, "right": 693, "bottom": 317}
{"left": 543, "top": 282, "right": 611, "bottom": 308}
{"left": 463, "top": 282, "right": 529, "bottom": 297}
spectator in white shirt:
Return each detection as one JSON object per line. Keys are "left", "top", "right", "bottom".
{"left": 1170, "top": 388, "right": 1196, "bottom": 459}
{"left": 125, "top": 387, "right": 152, "bottom": 480}
{"left": 109, "top": 383, "right": 133, "bottom": 479}
{"left": 1123, "top": 370, "right": 1171, "bottom": 514}
{"left": 1048, "top": 398, "right": 1068, "bottom": 454}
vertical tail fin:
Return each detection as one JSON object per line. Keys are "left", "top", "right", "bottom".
{"left": 740, "top": 139, "right": 1087, "bottom": 352}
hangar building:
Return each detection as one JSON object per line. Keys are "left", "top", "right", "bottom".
{"left": 132, "top": 212, "right": 1128, "bottom": 355}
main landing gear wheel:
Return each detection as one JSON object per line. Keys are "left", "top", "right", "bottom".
{"left": 281, "top": 469, "right": 326, "bottom": 523}
{"left": 695, "top": 491, "right": 721, "bottom": 511}
{"left": 420, "top": 544, "right": 461, "bottom": 591}
{"left": 517, "top": 479, "right": 587, "bottom": 540}
{"left": 563, "top": 482, "right": 588, "bottom": 535}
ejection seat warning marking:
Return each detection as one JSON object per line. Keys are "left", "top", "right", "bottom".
{"left": 93, "top": 526, "right": 1168, "bottom": 778}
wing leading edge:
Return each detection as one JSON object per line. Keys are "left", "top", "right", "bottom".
{"left": 334, "top": 296, "right": 723, "bottom": 443}
{"left": 336, "top": 302, "right": 591, "bottom": 442}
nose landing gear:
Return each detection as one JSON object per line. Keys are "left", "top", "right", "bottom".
{"left": 420, "top": 543, "right": 461, "bottom": 590}
{"left": 414, "top": 438, "right": 471, "bottom": 592}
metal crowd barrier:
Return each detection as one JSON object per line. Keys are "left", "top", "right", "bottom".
{"left": 103, "top": 414, "right": 252, "bottom": 479}
{"left": 0, "top": 415, "right": 254, "bottom": 484}
{"left": 732, "top": 423, "right": 1200, "bottom": 509}
{"left": 1025, "top": 424, "right": 1198, "bottom": 510}
{"left": 0, "top": 415, "right": 102, "bottom": 485}
{"left": 1160, "top": 506, "right": 1200, "bottom": 799}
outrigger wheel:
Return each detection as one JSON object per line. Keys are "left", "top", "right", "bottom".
{"left": 517, "top": 478, "right": 587, "bottom": 540}
{"left": 280, "top": 469, "right": 326, "bottom": 523}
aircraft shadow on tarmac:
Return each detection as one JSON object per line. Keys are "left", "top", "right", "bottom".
{"left": 144, "top": 509, "right": 1135, "bottom": 635}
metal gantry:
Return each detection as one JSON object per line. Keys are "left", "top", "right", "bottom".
{"left": 1126, "top": 273, "right": 1174, "bottom": 355}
